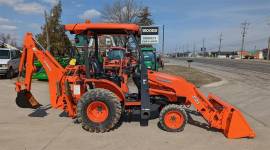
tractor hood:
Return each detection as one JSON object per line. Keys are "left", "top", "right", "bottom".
{"left": 144, "top": 61, "right": 154, "bottom": 69}
{"left": 148, "top": 71, "right": 187, "bottom": 84}
{"left": 148, "top": 70, "right": 195, "bottom": 96}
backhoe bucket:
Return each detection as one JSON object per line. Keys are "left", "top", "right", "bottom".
{"left": 208, "top": 94, "right": 256, "bottom": 139}
{"left": 16, "top": 90, "right": 42, "bottom": 109}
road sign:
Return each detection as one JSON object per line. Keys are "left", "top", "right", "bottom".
{"left": 141, "top": 26, "right": 159, "bottom": 45}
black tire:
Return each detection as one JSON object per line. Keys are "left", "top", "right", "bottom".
{"left": 159, "top": 104, "right": 187, "bottom": 132}
{"left": 6, "top": 68, "right": 14, "bottom": 79}
{"left": 77, "top": 88, "right": 122, "bottom": 133}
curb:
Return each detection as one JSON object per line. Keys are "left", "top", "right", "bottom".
{"left": 202, "top": 79, "right": 227, "bottom": 88}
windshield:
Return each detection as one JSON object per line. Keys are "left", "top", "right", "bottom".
{"left": 0, "top": 50, "right": 10, "bottom": 59}
{"left": 143, "top": 51, "right": 155, "bottom": 61}
{"left": 108, "top": 50, "right": 124, "bottom": 60}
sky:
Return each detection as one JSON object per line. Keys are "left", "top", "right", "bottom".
{"left": 1, "top": 0, "right": 270, "bottom": 52}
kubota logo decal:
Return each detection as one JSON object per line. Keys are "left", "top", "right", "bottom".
{"left": 192, "top": 96, "right": 200, "bottom": 104}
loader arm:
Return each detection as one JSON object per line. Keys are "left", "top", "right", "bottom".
{"left": 148, "top": 71, "right": 255, "bottom": 139}
{"left": 16, "top": 33, "right": 66, "bottom": 108}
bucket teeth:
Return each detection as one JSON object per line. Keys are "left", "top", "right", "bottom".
{"left": 15, "top": 90, "right": 42, "bottom": 109}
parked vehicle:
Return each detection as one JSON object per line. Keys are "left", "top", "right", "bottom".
{"left": 141, "top": 47, "right": 163, "bottom": 71}
{"left": 0, "top": 48, "right": 20, "bottom": 78}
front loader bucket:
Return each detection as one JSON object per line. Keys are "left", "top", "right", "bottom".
{"left": 208, "top": 94, "right": 256, "bottom": 139}
{"left": 16, "top": 90, "right": 42, "bottom": 109}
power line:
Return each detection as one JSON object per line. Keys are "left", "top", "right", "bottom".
{"left": 240, "top": 20, "right": 250, "bottom": 59}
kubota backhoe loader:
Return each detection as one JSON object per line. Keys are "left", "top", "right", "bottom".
{"left": 15, "top": 22, "right": 255, "bottom": 139}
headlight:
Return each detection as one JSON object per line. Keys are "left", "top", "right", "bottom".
{"left": 0, "top": 64, "right": 8, "bottom": 68}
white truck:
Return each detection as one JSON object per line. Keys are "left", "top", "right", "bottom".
{"left": 0, "top": 48, "right": 20, "bottom": 78}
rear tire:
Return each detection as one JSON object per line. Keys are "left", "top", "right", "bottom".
{"left": 159, "top": 104, "right": 187, "bottom": 132}
{"left": 77, "top": 88, "right": 122, "bottom": 133}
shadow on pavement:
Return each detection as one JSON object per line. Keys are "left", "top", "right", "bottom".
{"left": 185, "top": 109, "right": 221, "bottom": 133}
{"left": 28, "top": 104, "right": 51, "bottom": 117}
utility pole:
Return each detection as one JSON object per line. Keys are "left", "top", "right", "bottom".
{"left": 162, "top": 25, "right": 165, "bottom": 56}
{"left": 186, "top": 43, "right": 189, "bottom": 52}
{"left": 193, "top": 43, "right": 196, "bottom": 52}
{"left": 44, "top": 10, "right": 50, "bottom": 51}
{"left": 202, "top": 38, "right": 206, "bottom": 57}
{"left": 182, "top": 45, "right": 184, "bottom": 53}
{"left": 240, "top": 21, "right": 250, "bottom": 59}
{"left": 218, "top": 33, "right": 223, "bottom": 57}
{"left": 268, "top": 37, "right": 270, "bottom": 60}
{"left": 193, "top": 43, "right": 196, "bottom": 57}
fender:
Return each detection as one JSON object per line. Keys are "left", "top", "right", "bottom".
{"left": 85, "top": 79, "right": 125, "bottom": 102}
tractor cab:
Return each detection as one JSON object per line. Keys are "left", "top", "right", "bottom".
{"left": 141, "top": 47, "right": 158, "bottom": 71}
{"left": 65, "top": 22, "right": 143, "bottom": 95}
{"left": 141, "top": 47, "right": 164, "bottom": 71}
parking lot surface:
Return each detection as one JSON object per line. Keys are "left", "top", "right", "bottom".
{"left": 0, "top": 58, "right": 269, "bottom": 150}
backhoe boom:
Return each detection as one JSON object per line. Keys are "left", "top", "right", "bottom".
{"left": 16, "top": 33, "right": 66, "bottom": 109}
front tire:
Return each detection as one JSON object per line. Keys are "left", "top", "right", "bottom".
{"left": 77, "top": 88, "right": 122, "bottom": 133}
{"left": 6, "top": 68, "right": 14, "bottom": 79}
{"left": 159, "top": 104, "right": 187, "bottom": 132}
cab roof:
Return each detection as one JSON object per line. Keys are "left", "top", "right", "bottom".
{"left": 0, "top": 48, "right": 11, "bottom": 51}
{"left": 141, "top": 47, "right": 156, "bottom": 51}
{"left": 65, "top": 22, "right": 140, "bottom": 35}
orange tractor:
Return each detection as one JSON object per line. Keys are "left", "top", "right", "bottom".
{"left": 15, "top": 22, "right": 255, "bottom": 138}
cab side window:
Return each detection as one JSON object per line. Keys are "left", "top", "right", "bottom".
{"left": 15, "top": 51, "right": 20, "bottom": 58}
{"left": 11, "top": 51, "right": 15, "bottom": 59}
{"left": 11, "top": 50, "right": 20, "bottom": 59}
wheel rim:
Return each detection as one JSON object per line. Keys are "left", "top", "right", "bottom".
{"left": 87, "top": 101, "right": 109, "bottom": 123}
{"left": 164, "top": 111, "right": 184, "bottom": 129}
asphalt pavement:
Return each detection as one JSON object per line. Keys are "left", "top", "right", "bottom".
{"left": 178, "top": 57, "right": 270, "bottom": 74}
{"left": 0, "top": 58, "right": 270, "bottom": 150}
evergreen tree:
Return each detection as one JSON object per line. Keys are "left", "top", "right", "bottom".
{"left": 36, "top": 1, "right": 71, "bottom": 56}
{"left": 137, "top": 7, "right": 154, "bottom": 26}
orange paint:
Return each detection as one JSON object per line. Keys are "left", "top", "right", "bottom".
{"left": 164, "top": 111, "right": 184, "bottom": 129}
{"left": 87, "top": 101, "right": 109, "bottom": 123}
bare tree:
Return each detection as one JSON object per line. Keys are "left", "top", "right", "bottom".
{"left": 0, "top": 33, "right": 17, "bottom": 47}
{"left": 102, "top": 0, "right": 143, "bottom": 23}
{"left": 0, "top": 33, "right": 11, "bottom": 44}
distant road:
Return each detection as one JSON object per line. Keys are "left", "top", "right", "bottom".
{"left": 177, "top": 57, "right": 270, "bottom": 74}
